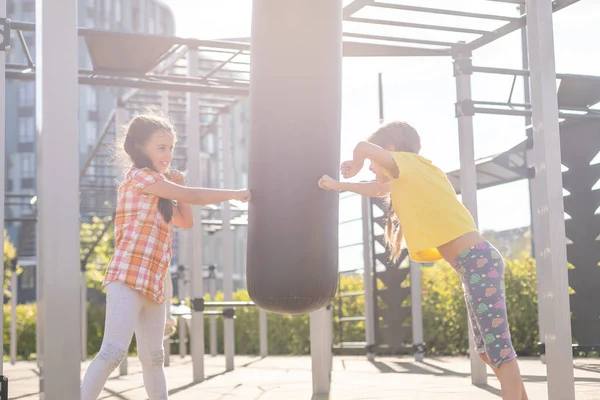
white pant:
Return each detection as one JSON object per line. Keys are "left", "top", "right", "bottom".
{"left": 81, "top": 281, "right": 168, "bottom": 400}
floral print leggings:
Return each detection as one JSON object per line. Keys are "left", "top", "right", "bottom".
{"left": 451, "top": 241, "right": 517, "bottom": 368}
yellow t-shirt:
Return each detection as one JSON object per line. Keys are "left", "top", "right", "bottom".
{"left": 386, "top": 152, "right": 478, "bottom": 263}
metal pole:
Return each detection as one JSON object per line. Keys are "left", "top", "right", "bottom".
{"left": 410, "top": 261, "right": 424, "bottom": 362}
{"left": 114, "top": 107, "right": 129, "bottom": 376}
{"left": 81, "top": 266, "right": 87, "bottom": 362}
{"left": 453, "top": 44, "right": 488, "bottom": 385}
{"left": 0, "top": 0, "right": 7, "bottom": 376}
{"left": 177, "top": 242, "right": 187, "bottom": 358}
{"left": 220, "top": 114, "right": 235, "bottom": 372}
{"left": 209, "top": 268, "right": 217, "bottom": 357}
{"left": 524, "top": 1, "right": 575, "bottom": 398}
{"left": 378, "top": 72, "right": 384, "bottom": 122}
{"left": 162, "top": 90, "right": 172, "bottom": 368}
{"left": 10, "top": 261, "right": 17, "bottom": 365}
{"left": 310, "top": 306, "right": 333, "bottom": 395}
{"left": 361, "top": 196, "right": 376, "bottom": 362}
{"left": 259, "top": 309, "right": 268, "bottom": 357}
{"left": 187, "top": 47, "right": 205, "bottom": 383}
{"left": 111, "top": 107, "right": 129, "bottom": 376}
{"left": 520, "top": 2, "right": 547, "bottom": 365}
{"left": 36, "top": 0, "right": 81, "bottom": 397}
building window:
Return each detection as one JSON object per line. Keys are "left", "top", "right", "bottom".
{"left": 21, "top": 153, "right": 35, "bottom": 179}
{"left": 19, "top": 83, "right": 35, "bottom": 107}
{"left": 20, "top": 266, "right": 35, "bottom": 289}
{"left": 18, "top": 117, "right": 35, "bottom": 143}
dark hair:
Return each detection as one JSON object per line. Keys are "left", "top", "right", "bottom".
{"left": 122, "top": 113, "right": 176, "bottom": 223}
{"left": 368, "top": 121, "right": 421, "bottom": 263}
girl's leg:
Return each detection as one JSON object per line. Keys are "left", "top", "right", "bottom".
{"left": 135, "top": 296, "right": 168, "bottom": 400}
{"left": 479, "top": 353, "right": 528, "bottom": 400}
{"left": 457, "top": 242, "right": 526, "bottom": 400}
{"left": 81, "top": 282, "right": 143, "bottom": 400}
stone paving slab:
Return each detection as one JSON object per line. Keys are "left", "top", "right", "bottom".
{"left": 5, "top": 355, "right": 600, "bottom": 399}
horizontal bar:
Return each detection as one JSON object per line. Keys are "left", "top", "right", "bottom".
{"left": 339, "top": 268, "right": 364, "bottom": 275}
{"left": 10, "top": 21, "right": 251, "bottom": 52}
{"left": 346, "top": 16, "right": 490, "bottom": 35}
{"left": 474, "top": 107, "right": 600, "bottom": 120}
{"left": 472, "top": 65, "right": 600, "bottom": 82}
{"left": 203, "top": 310, "right": 224, "bottom": 316}
{"left": 340, "top": 291, "right": 364, "bottom": 298}
{"left": 371, "top": 2, "right": 517, "bottom": 22}
{"left": 474, "top": 100, "right": 600, "bottom": 114}
{"left": 339, "top": 217, "right": 363, "bottom": 224}
{"left": 339, "top": 242, "right": 363, "bottom": 250}
{"left": 80, "top": 68, "right": 249, "bottom": 88}
{"left": 343, "top": 32, "right": 454, "bottom": 48}
{"left": 204, "top": 301, "right": 255, "bottom": 308}
{"left": 6, "top": 70, "right": 249, "bottom": 96}
{"left": 484, "top": 0, "right": 524, "bottom": 4}
{"left": 339, "top": 316, "right": 366, "bottom": 322}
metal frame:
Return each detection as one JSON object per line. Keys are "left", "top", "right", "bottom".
{"left": 342, "top": 0, "right": 581, "bottom": 57}
{"left": 453, "top": 43, "right": 488, "bottom": 385}
{"left": 525, "top": 1, "right": 575, "bottom": 398}
{"left": 35, "top": 0, "right": 81, "bottom": 397}
{"left": 0, "top": 1, "right": 590, "bottom": 398}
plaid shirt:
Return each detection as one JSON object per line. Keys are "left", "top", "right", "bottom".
{"left": 103, "top": 168, "right": 173, "bottom": 303}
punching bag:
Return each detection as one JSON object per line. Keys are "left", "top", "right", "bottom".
{"left": 247, "top": 0, "right": 343, "bottom": 315}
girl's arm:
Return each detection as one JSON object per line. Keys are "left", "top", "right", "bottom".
{"left": 318, "top": 175, "right": 390, "bottom": 197}
{"left": 142, "top": 180, "right": 251, "bottom": 206}
{"left": 341, "top": 141, "right": 399, "bottom": 179}
{"left": 167, "top": 170, "right": 194, "bottom": 229}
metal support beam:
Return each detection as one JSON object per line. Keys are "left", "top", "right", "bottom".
{"left": 221, "top": 114, "right": 235, "bottom": 372}
{"left": 371, "top": 2, "right": 518, "bottom": 22}
{"left": 525, "top": 1, "right": 575, "bottom": 398}
{"left": 209, "top": 266, "right": 217, "bottom": 357}
{"left": 361, "top": 196, "right": 376, "bottom": 361}
{"left": 10, "top": 261, "right": 17, "bottom": 365}
{"left": 0, "top": 0, "right": 5, "bottom": 376}
{"left": 519, "top": 3, "right": 547, "bottom": 365}
{"left": 187, "top": 47, "right": 206, "bottom": 383}
{"left": 36, "top": 0, "right": 81, "bottom": 397}
{"left": 81, "top": 269, "right": 87, "bottom": 362}
{"left": 410, "top": 261, "right": 424, "bottom": 362}
{"left": 259, "top": 309, "right": 268, "bottom": 358}
{"left": 162, "top": 91, "right": 172, "bottom": 368}
{"left": 453, "top": 44, "right": 488, "bottom": 385}
{"left": 310, "top": 306, "right": 333, "bottom": 395}
{"left": 114, "top": 107, "right": 129, "bottom": 377}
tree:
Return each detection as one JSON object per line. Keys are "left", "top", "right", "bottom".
{"left": 3, "top": 230, "right": 18, "bottom": 298}
{"left": 80, "top": 217, "right": 114, "bottom": 291}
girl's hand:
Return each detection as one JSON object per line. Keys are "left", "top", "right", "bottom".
{"left": 234, "top": 189, "right": 252, "bottom": 203}
{"left": 340, "top": 160, "right": 363, "bottom": 179}
{"left": 317, "top": 175, "right": 340, "bottom": 191}
{"left": 167, "top": 169, "right": 186, "bottom": 185}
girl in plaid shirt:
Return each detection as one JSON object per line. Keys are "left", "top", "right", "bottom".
{"left": 81, "top": 114, "right": 250, "bottom": 400}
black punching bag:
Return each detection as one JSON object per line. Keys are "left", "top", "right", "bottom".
{"left": 247, "top": 0, "right": 342, "bottom": 314}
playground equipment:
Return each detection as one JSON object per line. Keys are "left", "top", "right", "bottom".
{"left": 0, "top": 1, "right": 598, "bottom": 399}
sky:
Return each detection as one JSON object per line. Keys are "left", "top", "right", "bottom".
{"left": 163, "top": 0, "right": 600, "bottom": 234}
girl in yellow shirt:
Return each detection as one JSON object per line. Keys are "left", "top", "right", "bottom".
{"left": 319, "top": 121, "right": 527, "bottom": 400}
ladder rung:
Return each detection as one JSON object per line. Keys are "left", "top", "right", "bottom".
{"left": 340, "top": 291, "right": 364, "bottom": 298}
{"left": 339, "top": 317, "right": 366, "bottom": 322}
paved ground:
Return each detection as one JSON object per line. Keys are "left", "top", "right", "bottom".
{"left": 5, "top": 355, "right": 600, "bottom": 399}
